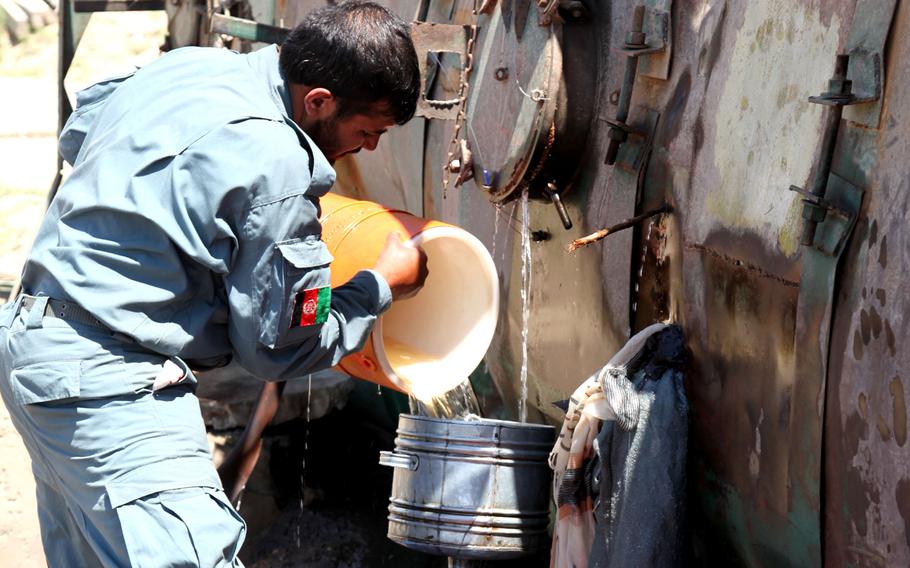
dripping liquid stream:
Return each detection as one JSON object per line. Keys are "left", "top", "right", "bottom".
{"left": 295, "top": 373, "right": 313, "bottom": 549}
{"left": 518, "top": 188, "right": 532, "bottom": 422}
{"left": 631, "top": 220, "right": 655, "bottom": 321}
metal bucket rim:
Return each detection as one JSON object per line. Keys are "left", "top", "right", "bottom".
{"left": 399, "top": 414, "right": 555, "bottom": 431}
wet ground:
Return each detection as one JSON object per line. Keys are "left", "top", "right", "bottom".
{"left": 237, "top": 399, "right": 445, "bottom": 567}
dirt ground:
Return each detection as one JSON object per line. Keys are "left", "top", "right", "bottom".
{"left": 0, "top": 13, "right": 167, "bottom": 566}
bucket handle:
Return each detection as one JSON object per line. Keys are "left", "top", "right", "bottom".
{"left": 379, "top": 451, "right": 419, "bottom": 471}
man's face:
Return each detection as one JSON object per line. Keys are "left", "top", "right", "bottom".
{"left": 307, "top": 106, "right": 396, "bottom": 162}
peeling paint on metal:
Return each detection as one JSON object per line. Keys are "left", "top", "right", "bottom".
{"left": 875, "top": 414, "right": 891, "bottom": 442}
{"left": 709, "top": 2, "right": 841, "bottom": 257}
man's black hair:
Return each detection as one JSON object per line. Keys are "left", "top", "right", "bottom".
{"left": 279, "top": 1, "right": 420, "bottom": 125}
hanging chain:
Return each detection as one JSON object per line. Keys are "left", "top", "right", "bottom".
{"left": 441, "top": 22, "right": 479, "bottom": 199}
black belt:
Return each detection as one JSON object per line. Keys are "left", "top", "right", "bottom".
{"left": 18, "top": 295, "right": 108, "bottom": 331}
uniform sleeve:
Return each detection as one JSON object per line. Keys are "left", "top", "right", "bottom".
{"left": 173, "top": 118, "right": 392, "bottom": 381}
{"left": 226, "top": 196, "right": 394, "bottom": 380}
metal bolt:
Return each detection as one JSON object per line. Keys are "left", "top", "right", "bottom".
{"left": 494, "top": 67, "right": 509, "bottom": 81}
{"left": 631, "top": 5, "right": 645, "bottom": 30}
{"left": 811, "top": 54, "right": 855, "bottom": 104}
{"left": 625, "top": 5, "right": 647, "bottom": 49}
{"left": 823, "top": 54, "right": 853, "bottom": 100}
{"left": 833, "top": 53, "right": 849, "bottom": 79}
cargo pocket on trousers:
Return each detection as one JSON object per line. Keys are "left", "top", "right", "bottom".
{"left": 259, "top": 238, "right": 334, "bottom": 349}
{"left": 9, "top": 361, "right": 81, "bottom": 405}
{"left": 116, "top": 486, "right": 245, "bottom": 568}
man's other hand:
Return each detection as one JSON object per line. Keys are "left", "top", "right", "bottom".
{"left": 373, "top": 232, "right": 429, "bottom": 300}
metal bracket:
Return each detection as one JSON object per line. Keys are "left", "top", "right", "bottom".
{"left": 789, "top": 174, "right": 861, "bottom": 257}
{"left": 842, "top": 47, "right": 881, "bottom": 105}
{"left": 609, "top": 106, "right": 659, "bottom": 174}
{"left": 788, "top": 182, "right": 855, "bottom": 256}
{"left": 637, "top": 0, "right": 672, "bottom": 80}
{"left": 411, "top": 22, "right": 471, "bottom": 120}
{"left": 788, "top": 54, "right": 862, "bottom": 247}
{"left": 605, "top": 4, "right": 669, "bottom": 165}
{"left": 809, "top": 173, "right": 863, "bottom": 257}
{"left": 841, "top": 0, "right": 897, "bottom": 128}
{"left": 788, "top": 185, "right": 851, "bottom": 221}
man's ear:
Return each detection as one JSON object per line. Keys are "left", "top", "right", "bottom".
{"left": 303, "top": 88, "right": 337, "bottom": 120}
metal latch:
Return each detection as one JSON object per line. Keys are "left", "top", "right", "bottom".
{"left": 604, "top": 3, "right": 670, "bottom": 165}
{"left": 788, "top": 54, "right": 869, "bottom": 249}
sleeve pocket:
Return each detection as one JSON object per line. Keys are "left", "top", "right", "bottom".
{"left": 10, "top": 361, "right": 81, "bottom": 405}
{"left": 259, "top": 238, "right": 334, "bottom": 349}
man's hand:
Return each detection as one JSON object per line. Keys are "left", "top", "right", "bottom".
{"left": 373, "top": 232, "right": 429, "bottom": 300}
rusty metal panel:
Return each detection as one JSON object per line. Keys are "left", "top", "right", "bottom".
{"left": 389, "top": 0, "right": 910, "bottom": 563}
{"left": 318, "top": 0, "right": 910, "bottom": 563}
{"left": 626, "top": 0, "right": 855, "bottom": 564}
{"left": 824, "top": 2, "right": 910, "bottom": 565}
{"left": 219, "top": 0, "right": 910, "bottom": 562}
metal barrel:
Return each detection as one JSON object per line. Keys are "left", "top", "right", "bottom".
{"left": 380, "top": 415, "right": 555, "bottom": 560}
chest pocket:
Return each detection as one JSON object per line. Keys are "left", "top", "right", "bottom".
{"left": 259, "top": 238, "right": 334, "bottom": 349}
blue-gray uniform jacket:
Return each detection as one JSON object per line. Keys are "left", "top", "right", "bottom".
{"left": 19, "top": 44, "right": 391, "bottom": 399}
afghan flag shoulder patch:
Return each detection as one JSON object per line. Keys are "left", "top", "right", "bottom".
{"left": 291, "top": 286, "right": 331, "bottom": 328}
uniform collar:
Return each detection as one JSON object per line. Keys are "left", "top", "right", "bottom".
{"left": 247, "top": 45, "right": 336, "bottom": 195}
{"left": 247, "top": 44, "right": 293, "bottom": 119}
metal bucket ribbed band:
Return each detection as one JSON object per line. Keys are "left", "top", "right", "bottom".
{"left": 384, "top": 415, "right": 555, "bottom": 559}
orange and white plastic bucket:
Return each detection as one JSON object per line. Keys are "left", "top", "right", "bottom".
{"left": 319, "top": 193, "right": 499, "bottom": 401}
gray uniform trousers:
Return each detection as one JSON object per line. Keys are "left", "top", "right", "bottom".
{"left": 0, "top": 298, "right": 245, "bottom": 567}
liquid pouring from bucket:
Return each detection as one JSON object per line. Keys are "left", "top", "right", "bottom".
{"left": 219, "top": 194, "right": 500, "bottom": 506}
{"left": 319, "top": 192, "right": 500, "bottom": 404}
